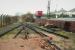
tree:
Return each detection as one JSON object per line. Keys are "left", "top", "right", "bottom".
{"left": 22, "top": 12, "right": 34, "bottom": 22}
{"left": 72, "top": 15, "right": 75, "bottom": 18}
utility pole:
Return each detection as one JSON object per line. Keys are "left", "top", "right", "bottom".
{"left": 55, "top": 4, "right": 58, "bottom": 18}
{"left": 47, "top": 0, "right": 51, "bottom": 18}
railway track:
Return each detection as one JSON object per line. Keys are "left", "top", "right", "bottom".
{"left": 1, "top": 23, "right": 60, "bottom": 50}
{"left": 0, "top": 23, "right": 22, "bottom": 37}
{"left": 25, "top": 23, "right": 62, "bottom": 50}
{"left": 13, "top": 24, "right": 47, "bottom": 39}
{"left": 0, "top": 22, "right": 70, "bottom": 50}
{"left": 26, "top": 22, "right": 69, "bottom": 39}
{"left": 13, "top": 26, "right": 23, "bottom": 39}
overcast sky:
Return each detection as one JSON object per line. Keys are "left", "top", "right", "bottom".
{"left": 0, "top": 0, "right": 75, "bottom": 15}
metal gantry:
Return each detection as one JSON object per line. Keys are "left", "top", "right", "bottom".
{"left": 47, "top": 0, "right": 51, "bottom": 18}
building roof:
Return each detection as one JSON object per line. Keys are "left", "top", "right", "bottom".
{"left": 69, "top": 8, "right": 75, "bottom": 12}
{"left": 58, "top": 8, "right": 67, "bottom": 13}
{"left": 49, "top": 18, "right": 75, "bottom": 21}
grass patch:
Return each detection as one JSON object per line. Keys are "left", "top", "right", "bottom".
{"left": 0, "top": 28, "right": 20, "bottom": 39}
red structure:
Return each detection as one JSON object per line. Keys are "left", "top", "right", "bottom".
{"left": 35, "top": 11, "right": 43, "bottom": 18}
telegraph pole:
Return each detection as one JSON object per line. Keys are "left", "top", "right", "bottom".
{"left": 47, "top": 0, "right": 51, "bottom": 18}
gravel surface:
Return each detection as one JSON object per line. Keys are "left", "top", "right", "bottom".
{"left": 0, "top": 37, "right": 54, "bottom": 50}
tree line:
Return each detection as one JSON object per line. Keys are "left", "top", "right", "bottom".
{"left": 0, "top": 14, "right": 18, "bottom": 28}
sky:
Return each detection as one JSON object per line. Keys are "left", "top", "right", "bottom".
{"left": 0, "top": 0, "right": 75, "bottom": 15}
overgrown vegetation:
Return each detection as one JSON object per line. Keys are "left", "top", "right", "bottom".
{"left": 21, "top": 12, "right": 34, "bottom": 22}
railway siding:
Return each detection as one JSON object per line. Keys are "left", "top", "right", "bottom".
{"left": 26, "top": 23, "right": 69, "bottom": 39}
{"left": 0, "top": 23, "right": 22, "bottom": 37}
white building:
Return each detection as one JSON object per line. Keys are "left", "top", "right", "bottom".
{"left": 54, "top": 8, "right": 75, "bottom": 18}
